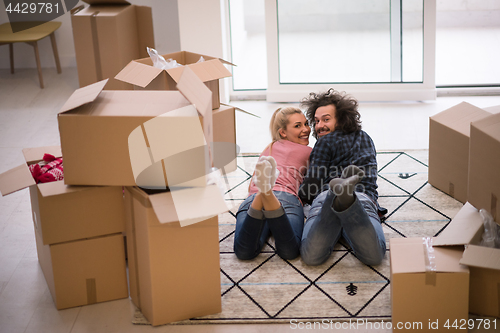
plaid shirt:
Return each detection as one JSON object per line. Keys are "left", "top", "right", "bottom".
{"left": 298, "top": 130, "right": 378, "bottom": 205}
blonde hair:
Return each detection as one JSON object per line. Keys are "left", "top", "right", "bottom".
{"left": 269, "top": 106, "right": 304, "bottom": 143}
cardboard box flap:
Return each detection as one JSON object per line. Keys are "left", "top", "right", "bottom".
{"left": 82, "top": 0, "right": 130, "bottom": 5}
{"left": 59, "top": 79, "right": 108, "bottom": 113}
{"left": 148, "top": 185, "right": 228, "bottom": 226}
{"left": 0, "top": 163, "right": 34, "bottom": 196}
{"left": 472, "top": 113, "right": 500, "bottom": 142}
{"left": 460, "top": 244, "right": 500, "bottom": 270}
{"left": 220, "top": 103, "right": 261, "bottom": 118}
{"left": 430, "top": 102, "right": 491, "bottom": 136}
{"left": 483, "top": 105, "right": 500, "bottom": 114}
{"left": 218, "top": 58, "right": 236, "bottom": 66}
{"left": 22, "top": 146, "right": 62, "bottom": 164}
{"left": 167, "top": 59, "right": 232, "bottom": 84}
{"left": 37, "top": 181, "right": 92, "bottom": 198}
{"left": 433, "top": 202, "right": 484, "bottom": 247}
{"left": 176, "top": 66, "right": 212, "bottom": 118}
{"left": 115, "top": 61, "right": 163, "bottom": 88}
{"left": 390, "top": 237, "right": 468, "bottom": 274}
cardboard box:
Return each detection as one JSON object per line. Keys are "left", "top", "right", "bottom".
{"left": 71, "top": 0, "right": 154, "bottom": 90}
{"left": 58, "top": 67, "right": 221, "bottom": 187}
{"left": 390, "top": 237, "right": 469, "bottom": 331}
{"left": 115, "top": 51, "right": 233, "bottom": 109}
{"left": 468, "top": 112, "right": 500, "bottom": 222}
{"left": 124, "top": 185, "right": 228, "bottom": 326}
{"left": 429, "top": 102, "right": 492, "bottom": 203}
{"left": 0, "top": 146, "right": 125, "bottom": 245}
{"left": 35, "top": 227, "right": 128, "bottom": 310}
{"left": 211, "top": 104, "right": 237, "bottom": 173}
{"left": 434, "top": 202, "right": 500, "bottom": 318}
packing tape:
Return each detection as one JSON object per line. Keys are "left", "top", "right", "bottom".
{"left": 90, "top": 12, "right": 102, "bottom": 81}
{"left": 423, "top": 237, "right": 437, "bottom": 286}
{"left": 449, "top": 182, "right": 455, "bottom": 198}
{"left": 492, "top": 193, "right": 497, "bottom": 221}
{"left": 86, "top": 278, "right": 97, "bottom": 304}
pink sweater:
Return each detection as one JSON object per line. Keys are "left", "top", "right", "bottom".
{"left": 248, "top": 140, "right": 312, "bottom": 197}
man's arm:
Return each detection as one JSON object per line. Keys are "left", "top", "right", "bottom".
{"left": 299, "top": 139, "right": 333, "bottom": 205}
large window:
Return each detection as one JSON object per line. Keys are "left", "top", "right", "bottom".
{"left": 276, "top": 0, "right": 423, "bottom": 84}
{"left": 435, "top": 1, "right": 500, "bottom": 86}
{"left": 228, "top": 0, "right": 438, "bottom": 101}
{"left": 228, "top": 0, "right": 500, "bottom": 100}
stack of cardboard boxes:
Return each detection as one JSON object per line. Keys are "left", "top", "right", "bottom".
{"left": 0, "top": 148, "right": 128, "bottom": 310}
{"left": 0, "top": 1, "right": 239, "bottom": 324}
{"left": 391, "top": 102, "right": 500, "bottom": 330}
{"left": 0, "top": 67, "right": 233, "bottom": 325}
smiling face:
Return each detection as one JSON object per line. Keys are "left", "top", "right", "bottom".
{"left": 278, "top": 112, "right": 311, "bottom": 145}
{"left": 314, "top": 104, "right": 337, "bottom": 138}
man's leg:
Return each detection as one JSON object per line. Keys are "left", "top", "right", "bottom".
{"left": 300, "top": 190, "right": 343, "bottom": 266}
{"left": 328, "top": 166, "right": 386, "bottom": 265}
{"left": 335, "top": 192, "right": 386, "bottom": 266}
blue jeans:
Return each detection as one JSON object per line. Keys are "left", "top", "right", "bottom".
{"left": 234, "top": 191, "right": 304, "bottom": 260}
{"left": 300, "top": 189, "right": 386, "bottom": 266}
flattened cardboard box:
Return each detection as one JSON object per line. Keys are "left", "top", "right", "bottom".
{"left": 468, "top": 112, "right": 500, "bottom": 223}
{"left": 124, "top": 185, "right": 228, "bottom": 326}
{"left": 58, "top": 69, "right": 238, "bottom": 187}
{"left": 115, "top": 51, "right": 233, "bottom": 109}
{"left": 0, "top": 146, "right": 125, "bottom": 245}
{"left": 71, "top": 0, "right": 154, "bottom": 90}
{"left": 390, "top": 237, "right": 469, "bottom": 331}
{"left": 35, "top": 227, "right": 128, "bottom": 310}
{"left": 428, "top": 102, "right": 491, "bottom": 203}
{"left": 434, "top": 202, "right": 500, "bottom": 318}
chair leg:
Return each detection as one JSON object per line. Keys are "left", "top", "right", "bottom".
{"left": 50, "top": 32, "right": 61, "bottom": 74}
{"left": 9, "top": 43, "right": 14, "bottom": 74}
{"left": 33, "top": 41, "right": 44, "bottom": 88}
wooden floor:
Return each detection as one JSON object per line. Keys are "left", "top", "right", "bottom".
{"left": 0, "top": 67, "right": 499, "bottom": 332}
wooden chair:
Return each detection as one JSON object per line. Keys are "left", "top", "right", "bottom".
{"left": 0, "top": 21, "right": 62, "bottom": 88}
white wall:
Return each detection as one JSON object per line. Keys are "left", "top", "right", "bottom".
{"left": 0, "top": 0, "right": 181, "bottom": 69}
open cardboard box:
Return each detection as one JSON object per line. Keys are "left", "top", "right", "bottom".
{"left": 390, "top": 237, "right": 469, "bottom": 331}
{"left": 433, "top": 202, "right": 500, "bottom": 318}
{"left": 0, "top": 146, "right": 125, "bottom": 245}
{"left": 0, "top": 146, "right": 128, "bottom": 309}
{"left": 71, "top": 0, "right": 154, "bottom": 90}
{"left": 429, "top": 102, "right": 492, "bottom": 203}
{"left": 468, "top": 112, "right": 500, "bottom": 223}
{"left": 124, "top": 185, "right": 228, "bottom": 326}
{"left": 58, "top": 68, "right": 237, "bottom": 187}
{"left": 115, "top": 51, "right": 234, "bottom": 109}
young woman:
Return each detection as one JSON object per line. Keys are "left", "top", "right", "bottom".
{"left": 234, "top": 107, "right": 312, "bottom": 260}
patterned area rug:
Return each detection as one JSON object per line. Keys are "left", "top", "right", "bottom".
{"left": 133, "top": 150, "right": 463, "bottom": 325}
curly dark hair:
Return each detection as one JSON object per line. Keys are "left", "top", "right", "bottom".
{"left": 300, "top": 88, "right": 362, "bottom": 138}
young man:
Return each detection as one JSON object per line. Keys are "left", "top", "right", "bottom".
{"left": 298, "top": 88, "right": 386, "bottom": 266}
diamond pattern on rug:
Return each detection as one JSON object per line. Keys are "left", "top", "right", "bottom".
{"left": 134, "top": 151, "right": 464, "bottom": 325}
{"left": 316, "top": 252, "right": 389, "bottom": 317}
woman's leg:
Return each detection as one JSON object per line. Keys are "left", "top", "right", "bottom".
{"left": 265, "top": 191, "right": 304, "bottom": 260}
{"left": 234, "top": 194, "right": 270, "bottom": 260}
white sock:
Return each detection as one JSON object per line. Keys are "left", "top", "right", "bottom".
{"left": 253, "top": 156, "right": 279, "bottom": 193}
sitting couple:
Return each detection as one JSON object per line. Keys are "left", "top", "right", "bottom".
{"left": 233, "top": 89, "right": 386, "bottom": 266}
